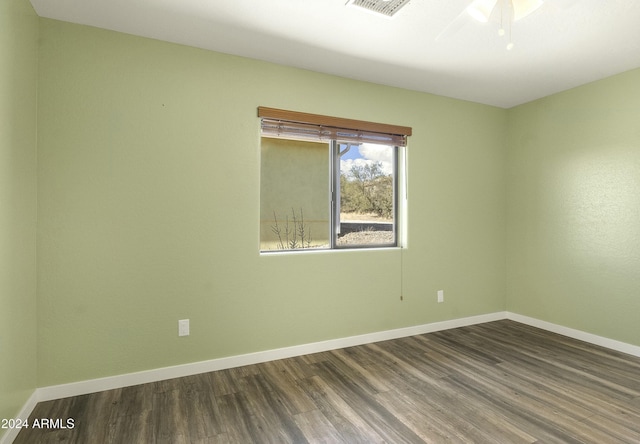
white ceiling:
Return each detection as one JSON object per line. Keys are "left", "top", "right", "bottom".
{"left": 29, "top": 0, "right": 640, "bottom": 108}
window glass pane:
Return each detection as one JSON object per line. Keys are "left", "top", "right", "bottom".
{"left": 336, "top": 143, "right": 396, "bottom": 247}
{"left": 260, "top": 137, "right": 330, "bottom": 251}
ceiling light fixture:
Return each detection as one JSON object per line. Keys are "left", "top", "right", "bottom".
{"left": 466, "top": 0, "right": 543, "bottom": 50}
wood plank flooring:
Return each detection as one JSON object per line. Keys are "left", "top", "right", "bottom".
{"left": 14, "top": 320, "right": 640, "bottom": 443}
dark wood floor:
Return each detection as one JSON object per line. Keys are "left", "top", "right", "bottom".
{"left": 15, "top": 320, "right": 640, "bottom": 443}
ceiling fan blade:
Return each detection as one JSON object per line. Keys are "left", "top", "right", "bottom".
{"left": 466, "top": 0, "right": 499, "bottom": 22}
{"left": 512, "top": 0, "right": 544, "bottom": 21}
{"left": 434, "top": 9, "right": 470, "bottom": 42}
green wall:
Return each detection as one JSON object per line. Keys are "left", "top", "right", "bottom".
{"left": 507, "top": 68, "right": 640, "bottom": 345}
{"left": 36, "top": 19, "right": 507, "bottom": 386}
{"left": 0, "top": 0, "right": 38, "bottom": 434}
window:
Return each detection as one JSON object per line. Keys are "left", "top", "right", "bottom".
{"left": 259, "top": 107, "right": 411, "bottom": 252}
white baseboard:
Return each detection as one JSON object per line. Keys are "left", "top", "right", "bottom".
{"left": 506, "top": 312, "right": 640, "bottom": 358}
{"left": 37, "top": 311, "right": 506, "bottom": 402}
{"left": 0, "top": 391, "right": 39, "bottom": 444}
{"left": 6, "top": 310, "right": 639, "bottom": 444}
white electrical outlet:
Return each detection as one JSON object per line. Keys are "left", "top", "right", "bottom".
{"left": 178, "top": 319, "right": 190, "bottom": 336}
{"left": 437, "top": 290, "right": 444, "bottom": 303}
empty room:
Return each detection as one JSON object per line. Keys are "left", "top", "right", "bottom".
{"left": 2, "top": 0, "right": 640, "bottom": 442}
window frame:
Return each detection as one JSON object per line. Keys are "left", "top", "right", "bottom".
{"left": 331, "top": 141, "right": 399, "bottom": 250}
{"left": 259, "top": 107, "right": 411, "bottom": 253}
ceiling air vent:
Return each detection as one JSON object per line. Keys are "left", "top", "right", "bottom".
{"left": 346, "top": 0, "right": 411, "bottom": 18}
